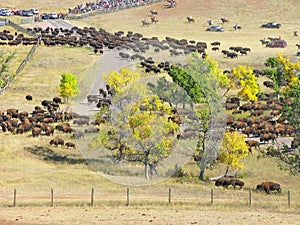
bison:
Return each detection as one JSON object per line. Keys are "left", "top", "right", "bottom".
{"left": 49, "top": 137, "right": 64, "bottom": 147}
{"left": 256, "top": 182, "right": 282, "bottom": 194}
{"left": 245, "top": 140, "right": 260, "bottom": 152}
{"left": 32, "top": 127, "right": 42, "bottom": 137}
{"left": 66, "top": 141, "right": 76, "bottom": 149}
{"left": 25, "top": 95, "right": 33, "bottom": 101}
{"left": 215, "top": 177, "right": 244, "bottom": 190}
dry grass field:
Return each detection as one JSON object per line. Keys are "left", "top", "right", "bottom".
{"left": 0, "top": 0, "right": 300, "bottom": 224}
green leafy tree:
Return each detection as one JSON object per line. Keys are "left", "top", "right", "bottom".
{"left": 58, "top": 73, "right": 80, "bottom": 102}
{"left": 263, "top": 53, "right": 300, "bottom": 99}
{"left": 0, "top": 50, "right": 15, "bottom": 88}
{"left": 276, "top": 77, "right": 300, "bottom": 175}
{"left": 168, "top": 53, "right": 226, "bottom": 180}
{"left": 148, "top": 76, "right": 193, "bottom": 109}
{"left": 218, "top": 131, "right": 249, "bottom": 176}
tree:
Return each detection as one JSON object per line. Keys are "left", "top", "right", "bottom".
{"left": 263, "top": 53, "right": 300, "bottom": 99}
{"left": 168, "top": 53, "right": 226, "bottom": 180}
{"left": 98, "top": 69, "right": 180, "bottom": 180}
{"left": 0, "top": 50, "right": 15, "bottom": 88}
{"left": 103, "top": 67, "right": 140, "bottom": 94}
{"left": 148, "top": 76, "right": 193, "bottom": 109}
{"left": 276, "top": 77, "right": 300, "bottom": 175}
{"left": 218, "top": 131, "right": 249, "bottom": 176}
{"left": 58, "top": 73, "right": 80, "bottom": 102}
{"left": 231, "top": 65, "right": 260, "bottom": 101}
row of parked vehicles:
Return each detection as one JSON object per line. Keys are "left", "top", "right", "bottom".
{"left": 0, "top": 8, "right": 59, "bottom": 19}
{"left": 0, "top": 8, "right": 38, "bottom": 16}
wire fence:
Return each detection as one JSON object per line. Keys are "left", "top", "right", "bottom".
{"left": 0, "top": 187, "right": 296, "bottom": 209}
{"left": 0, "top": 18, "right": 40, "bottom": 96}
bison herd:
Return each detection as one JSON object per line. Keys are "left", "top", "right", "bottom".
{"left": 215, "top": 177, "right": 282, "bottom": 194}
{"left": 224, "top": 95, "right": 296, "bottom": 152}
{"left": 0, "top": 93, "right": 109, "bottom": 154}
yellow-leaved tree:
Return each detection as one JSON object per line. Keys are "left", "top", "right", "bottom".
{"left": 264, "top": 53, "right": 300, "bottom": 99}
{"left": 58, "top": 72, "right": 79, "bottom": 102}
{"left": 98, "top": 68, "right": 179, "bottom": 180}
{"left": 218, "top": 131, "right": 249, "bottom": 176}
{"left": 231, "top": 65, "right": 260, "bottom": 101}
{"left": 103, "top": 67, "right": 140, "bottom": 94}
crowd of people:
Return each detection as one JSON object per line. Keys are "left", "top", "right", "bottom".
{"left": 68, "top": 0, "right": 157, "bottom": 14}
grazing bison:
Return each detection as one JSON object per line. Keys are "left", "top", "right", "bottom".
{"left": 215, "top": 177, "right": 244, "bottom": 190}
{"left": 260, "top": 133, "right": 276, "bottom": 143}
{"left": 32, "top": 127, "right": 42, "bottom": 137}
{"left": 25, "top": 95, "right": 33, "bottom": 101}
{"left": 53, "top": 97, "right": 62, "bottom": 104}
{"left": 72, "top": 130, "right": 84, "bottom": 139}
{"left": 66, "top": 141, "right": 76, "bottom": 149}
{"left": 49, "top": 137, "right": 65, "bottom": 147}
{"left": 245, "top": 140, "right": 260, "bottom": 152}
{"left": 256, "top": 182, "right": 282, "bottom": 194}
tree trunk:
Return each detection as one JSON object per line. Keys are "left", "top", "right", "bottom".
{"left": 199, "top": 131, "right": 207, "bottom": 180}
{"left": 144, "top": 152, "right": 150, "bottom": 180}
{"left": 225, "top": 166, "right": 229, "bottom": 177}
{"left": 199, "top": 169, "right": 205, "bottom": 180}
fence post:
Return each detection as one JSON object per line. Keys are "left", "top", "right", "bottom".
{"left": 210, "top": 188, "right": 214, "bottom": 205}
{"left": 51, "top": 188, "right": 54, "bottom": 207}
{"left": 13, "top": 189, "right": 16, "bottom": 207}
{"left": 249, "top": 189, "right": 252, "bottom": 206}
{"left": 126, "top": 188, "right": 130, "bottom": 206}
{"left": 91, "top": 188, "right": 94, "bottom": 207}
{"left": 168, "top": 188, "right": 171, "bottom": 204}
{"left": 288, "top": 190, "right": 291, "bottom": 207}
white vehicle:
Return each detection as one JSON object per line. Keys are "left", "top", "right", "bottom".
{"left": 29, "top": 8, "right": 39, "bottom": 15}
{"left": 0, "top": 8, "right": 12, "bottom": 16}
{"left": 49, "top": 12, "right": 58, "bottom": 19}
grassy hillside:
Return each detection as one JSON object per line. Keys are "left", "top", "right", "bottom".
{"left": 0, "top": 1, "right": 300, "bottom": 224}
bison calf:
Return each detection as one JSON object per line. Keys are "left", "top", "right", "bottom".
{"left": 66, "top": 142, "right": 76, "bottom": 149}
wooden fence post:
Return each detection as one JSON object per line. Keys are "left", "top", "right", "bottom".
{"left": 91, "top": 188, "right": 94, "bottom": 207}
{"left": 126, "top": 188, "right": 130, "bottom": 206}
{"left": 13, "top": 189, "right": 16, "bottom": 207}
{"left": 210, "top": 188, "right": 214, "bottom": 205}
{"left": 249, "top": 189, "right": 252, "bottom": 206}
{"left": 288, "top": 190, "right": 291, "bottom": 207}
{"left": 168, "top": 188, "right": 171, "bottom": 204}
{"left": 51, "top": 188, "right": 54, "bottom": 207}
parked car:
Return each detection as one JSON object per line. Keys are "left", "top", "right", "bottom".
{"left": 0, "top": 8, "right": 11, "bottom": 16}
{"left": 29, "top": 8, "right": 39, "bottom": 15}
{"left": 206, "top": 25, "right": 225, "bottom": 32}
{"left": 49, "top": 12, "right": 58, "bottom": 19}
{"left": 21, "top": 10, "right": 33, "bottom": 16}
{"left": 261, "top": 22, "right": 281, "bottom": 28}
{"left": 11, "top": 10, "right": 22, "bottom": 15}
{"left": 41, "top": 13, "right": 49, "bottom": 19}
{"left": 266, "top": 40, "right": 287, "bottom": 48}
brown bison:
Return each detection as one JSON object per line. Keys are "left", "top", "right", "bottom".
{"left": 66, "top": 141, "right": 76, "bottom": 149}
{"left": 256, "top": 182, "right": 282, "bottom": 194}
{"left": 49, "top": 137, "right": 64, "bottom": 147}
{"left": 32, "top": 127, "right": 42, "bottom": 137}
{"left": 245, "top": 140, "right": 260, "bottom": 151}
{"left": 215, "top": 177, "right": 244, "bottom": 190}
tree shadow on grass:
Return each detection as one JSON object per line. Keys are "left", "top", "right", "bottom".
{"left": 24, "top": 145, "right": 87, "bottom": 165}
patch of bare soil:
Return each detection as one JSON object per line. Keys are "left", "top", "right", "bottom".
{"left": 0, "top": 206, "right": 300, "bottom": 225}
